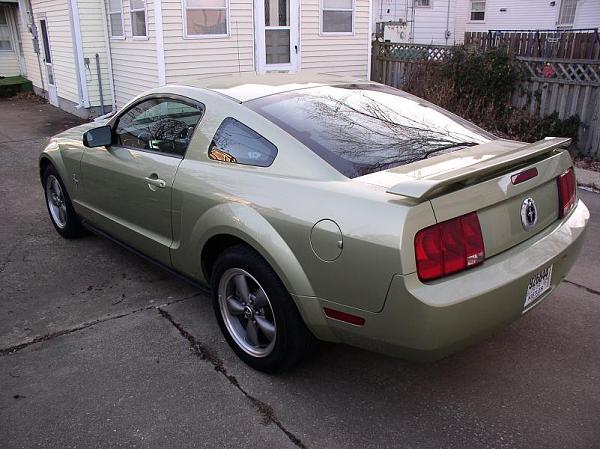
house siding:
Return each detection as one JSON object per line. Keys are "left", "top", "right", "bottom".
{"left": 412, "top": 0, "right": 455, "bottom": 44}
{"left": 106, "top": 0, "right": 158, "bottom": 107}
{"left": 455, "top": 0, "right": 600, "bottom": 43}
{"left": 18, "top": 0, "right": 79, "bottom": 104}
{"left": 78, "top": 0, "right": 112, "bottom": 108}
{"left": 0, "top": 5, "right": 21, "bottom": 76}
{"left": 300, "top": 0, "right": 370, "bottom": 78}
{"left": 0, "top": 51, "right": 20, "bottom": 76}
{"left": 162, "top": 0, "right": 255, "bottom": 84}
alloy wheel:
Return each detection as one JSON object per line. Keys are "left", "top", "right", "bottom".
{"left": 218, "top": 268, "right": 277, "bottom": 357}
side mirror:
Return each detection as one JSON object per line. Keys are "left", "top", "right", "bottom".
{"left": 83, "top": 125, "right": 113, "bottom": 148}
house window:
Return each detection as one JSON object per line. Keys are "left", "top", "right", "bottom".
{"left": 107, "top": 0, "right": 124, "bottom": 38}
{"left": 321, "top": 0, "right": 354, "bottom": 34}
{"left": 557, "top": 0, "right": 577, "bottom": 27}
{"left": 415, "top": 0, "right": 431, "bottom": 7}
{"left": 183, "top": 0, "right": 228, "bottom": 37}
{"left": 470, "top": 0, "right": 485, "bottom": 21}
{"left": 130, "top": 0, "right": 147, "bottom": 37}
{"left": 0, "top": 8, "right": 13, "bottom": 50}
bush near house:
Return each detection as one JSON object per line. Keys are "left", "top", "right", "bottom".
{"left": 402, "top": 46, "right": 580, "bottom": 145}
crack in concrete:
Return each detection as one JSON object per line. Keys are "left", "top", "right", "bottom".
{"left": 157, "top": 307, "right": 307, "bottom": 449}
{"left": 564, "top": 279, "right": 600, "bottom": 297}
{"left": 0, "top": 293, "right": 202, "bottom": 356}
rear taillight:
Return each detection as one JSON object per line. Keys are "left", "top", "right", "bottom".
{"left": 414, "top": 212, "right": 485, "bottom": 282}
{"left": 557, "top": 167, "right": 576, "bottom": 218}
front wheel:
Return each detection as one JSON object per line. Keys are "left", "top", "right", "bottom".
{"left": 211, "top": 245, "right": 315, "bottom": 372}
{"left": 43, "top": 165, "right": 86, "bottom": 238}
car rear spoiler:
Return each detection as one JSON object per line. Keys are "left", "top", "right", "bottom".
{"left": 386, "top": 137, "right": 571, "bottom": 200}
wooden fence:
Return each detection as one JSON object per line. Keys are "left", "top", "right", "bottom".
{"left": 464, "top": 30, "right": 600, "bottom": 60}
{"left": 370, "top": 41, "right": 600, "bottom": 158}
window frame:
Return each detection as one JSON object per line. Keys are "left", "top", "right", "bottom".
{"left": 130, "top": 0, "right": 149, "bottom": 39}
{"left": 107, "top": 0, "right": 125, "bottom": 40}
{"left": 208, "top": 117, "right": 278, "bottom": 168}
{"left": 557, "top": 0, "right": 577, "bottom": 28}
{"left": 414, "top": 0, "right": 432, "bottom": 8}
{"left": 320, "top": 0, "right": 355, "bottom": 36}
{"left": 181, "top": 0, "right": 230, "bottom": 39}
{"left": 469, "top": 0, "right": 486, "bottom": 22}
{"left": 0, "top": 7, "right": 14, "bottom": 51}
{"left": 109, "top": 94, "right": 206, "bottom": 159}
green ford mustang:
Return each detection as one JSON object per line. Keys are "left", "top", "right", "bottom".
{"left": 40, "top": 74, "right": 589, "bottom": 372}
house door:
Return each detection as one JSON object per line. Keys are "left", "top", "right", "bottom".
{"left": 255, "top": 0, "right": 299, "bottom": 73}
{"left": 39, "top": 19, "right": 58, "bottom": 106}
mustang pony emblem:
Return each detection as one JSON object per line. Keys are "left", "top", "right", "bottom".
{"left": 521, "top": 198, "right": 538, "bottom": 230}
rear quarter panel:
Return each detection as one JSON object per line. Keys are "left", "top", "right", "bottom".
{"left": 169, "top": 95, "right": 438, "bottom": 313}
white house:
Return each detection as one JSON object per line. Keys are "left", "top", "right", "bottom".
{"left": 0, "top": 1, "right": 25, "bottom": 77}
{"left": 371, "top": 0, "right": 600, "bottom": 45}
{"left": 372, "top": 0, "right": 458, "bottom": 45}
{"left": 455, "top": 0, "right": 600, "bottom": 42}
{"left": 11, "top": 0, "right": 371, "bottom": 117}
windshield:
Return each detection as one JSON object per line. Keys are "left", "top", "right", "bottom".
{"left": 246, "top": 84, "right": 494, "bottom": 178}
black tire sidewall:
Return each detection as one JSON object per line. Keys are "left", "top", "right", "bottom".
{"left": 211, "top": 245, "right": 312, "bottom": 372}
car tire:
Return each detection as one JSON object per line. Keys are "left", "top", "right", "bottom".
{"left": 42, "top": 165, "right": 86, "bottom": 238}
{"left": 211, "top": 244, "right": 316, "bottom": 372}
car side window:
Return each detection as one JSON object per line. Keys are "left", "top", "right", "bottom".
{"left": 114, "top": 97, "right": 204, "bottom": 157}
{"left": 209, "top": 117, "right": 277, "bottom": 167}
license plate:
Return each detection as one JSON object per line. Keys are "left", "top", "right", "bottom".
{"left": 524, "top": 265, "right": 553, "bottom": 309}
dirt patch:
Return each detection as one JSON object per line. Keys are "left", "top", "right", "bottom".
{"left": 574, "top": 157, "right": 600, "bottom": 173}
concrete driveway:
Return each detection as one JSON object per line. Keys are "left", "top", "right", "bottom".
{"left": 1, "top": 97, "right": 599, "bottom": 449}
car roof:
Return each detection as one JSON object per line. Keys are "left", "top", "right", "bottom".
{"left": 178, "top": 72, "right": 367, "bottom": 102}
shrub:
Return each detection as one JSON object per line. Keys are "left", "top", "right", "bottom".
{"left": 401, "top": 46, "right": 580, "bottom": 144}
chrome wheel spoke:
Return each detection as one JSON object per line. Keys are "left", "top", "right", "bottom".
{"left": 226, "top": 296, "right": 245, "bottom": 316}
{"left": 46, "top": 175, "right": 67, "bottom": 229}
{"left": 234, "top": 274, "right": 250, "bottom": 303}
{"left": 58, "top": 206, "right": 67, "bottom": 224}
{"left": 246, "top": 319, "right": 259, "bottom": 347}
{"left": 255, "top": 315, "right": 275, "bottom": 341}
{"left": 253, "top": 289, "right": 268, "bottom": 309}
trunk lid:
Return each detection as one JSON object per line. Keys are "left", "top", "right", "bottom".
{"left": 358, "top": 138, "right": 573, "bottom": 259}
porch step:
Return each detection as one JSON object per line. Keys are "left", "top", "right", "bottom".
{"left": 0, "top": 76, "right": 34, "bottom": 98}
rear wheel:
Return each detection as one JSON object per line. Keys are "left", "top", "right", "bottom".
{"left": 211, "top": 245, "right": 315, "bottom": 372}
{"left": 43, "top": 165, "right": 86, "bottom": 238}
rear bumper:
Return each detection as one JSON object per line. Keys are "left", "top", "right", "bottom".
{"left": 297, "top": 199, "right": 589, "bottom": 360}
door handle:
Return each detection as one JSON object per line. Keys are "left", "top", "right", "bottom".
{"left": 144, "top": 175, "right": 166, "bottom": 188}
{"left": 294, "top": 45, "right": 298, "bottom": 54}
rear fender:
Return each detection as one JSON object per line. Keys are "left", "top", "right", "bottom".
{"left": 185, "top": 202, "right": 315, "bottom": 298}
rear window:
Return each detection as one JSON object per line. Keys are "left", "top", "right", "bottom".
{"left": 246, "top": 84, "right": 493, "bottom": 178}
{"left": 209, "top": 117, "right": 278, "bottom": 167}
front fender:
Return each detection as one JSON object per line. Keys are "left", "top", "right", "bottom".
{"left": 173, "top": 202, "right": 315, "bottom": 298}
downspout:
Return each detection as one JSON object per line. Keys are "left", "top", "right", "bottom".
{"left": 67, "top": 0, "right": 90, "bottom": 108}
{"left": 98, "top": 0, "right": 116, "bottom": 116}
{"left": 154, "top": 0, "right": 166, "bottom": 86}
{"left": 445, "top": 0, "right": 451, "bottom": 45}
{"left": 367, "top": 0, "right": 372, "bottom": 80}
{"left": 22, "top": 0, "right": 46, "bottom": 97}
{"left": 95, "top": 53, "right": 105, "bottom": 115}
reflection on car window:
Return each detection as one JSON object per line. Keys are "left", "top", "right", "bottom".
{"left": 209, "top": 117, "right": 277, "bottom": 167}
{"left": 246, "top": 84, "right": 494, "bottom": 178}
{"left": 115, "top": 97, "right": 204, "bottom": 157}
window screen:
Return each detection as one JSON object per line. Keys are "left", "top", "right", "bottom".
{"left": 322, "top": 0, "right": 353, "bottom": 33}
{"left": 209, "top": 117, "right": 277, "bottom": 167}
{"left": 184, "top": 0, "right": 228, "bottom": 36}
